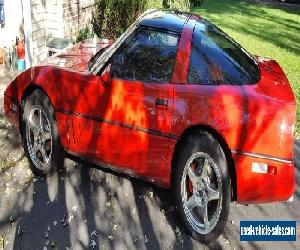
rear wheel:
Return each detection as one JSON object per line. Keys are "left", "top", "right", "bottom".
{"left": 173, "top": 131, "right": 230, "bottom": 243}
{"left": 22, "top": 89, "right": 64, "bottom": 176}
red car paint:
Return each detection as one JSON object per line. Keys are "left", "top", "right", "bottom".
{"left": 4, "top": 16, "right": 296, "bottom": 204}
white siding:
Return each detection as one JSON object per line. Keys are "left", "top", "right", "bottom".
{"left": 30, "top": 0, "right": 64, "bottom": 64}
{"left": 45, "top": 0, "right": 64, "bottom": 38}
{"left": 31, "top": 0, "right": 47, "bottom": 63}
{"left": 0, "top": 0, "right": 23, "bottom": 48}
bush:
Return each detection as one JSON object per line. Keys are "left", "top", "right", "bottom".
{"left": 76, "top": 26, "right": 95, "bottom": 43}
{"left": 190, "top": 0, "right": 202, "bottom": 7}
{"left": 92, "top": 0, "right": 145, "bottom": 39}
{"left": 145, "top": 0, "right": 164, "bottom": 9}
{"left": 92, "top": 0, "right": 191, "bottom": 39}
{"left": 164, "top": 0, "right": 190, "bottom": 10}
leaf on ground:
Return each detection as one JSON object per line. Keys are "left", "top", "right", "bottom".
{"left": 68, "top": 215, "right": 74, "bottom": 222}
{"left": 91, "top": 230, "right": 98, "bottom": 238}
{"left": 17, "top": 226, "right": 24, "bottom": 236}
{"left": 144, "top": 234, "right": 148, "bottom": 244}
{"left": 50, "top": 240, "right": 56, "bottom": 248}
{"left": 0, "top": 234, "right": 5, "bottom": 250}
{"left": 9, "top": 216, "right": 15, "bottom": 223}
{"left": 132, "top": 207, "right": 136, "bottom": 214}
{"left": 90, "top": 239, "right": 96, "bottom": 248}
{"left": 175, "top": 227, "right": 181, "bottom": 237}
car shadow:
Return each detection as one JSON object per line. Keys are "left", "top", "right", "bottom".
{"left": 3, "top": 135, "right": 299, "bottom": 249}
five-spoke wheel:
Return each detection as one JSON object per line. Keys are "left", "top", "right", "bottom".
{"left": 22, "top": 89, "right": 64, "bottom": 175}
{"left": 26, "top": 105, "right": 52, "bottom": 170}
{"left": 173, "top": 131, "right": 231, "bottom": 242}
{"left": 181, "top": 152, "right": 222, "bottom": 234}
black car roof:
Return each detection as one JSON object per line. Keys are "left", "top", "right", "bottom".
{"left": 139, "top": 10, "right": 190, "bottom": 33}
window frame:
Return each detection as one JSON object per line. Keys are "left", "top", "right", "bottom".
{"left": 102, "top": 25, "right": 180, "bottom": 84}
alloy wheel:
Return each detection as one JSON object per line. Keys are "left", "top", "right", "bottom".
{"left": 26, "top": 105, "right": 52, "bottom": 170}
{"left": 181, "top": 152, "right": 222, "bottom": 234}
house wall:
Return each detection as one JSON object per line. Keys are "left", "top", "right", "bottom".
{"left": 62, "top": 0, "right": 94, "bottom": 39}
{"left": 31, "top": 0, "right": 47, "bottom": 63}
{"left": 0, "top": 0, "right": 24, "bottom": 49}
{"left": 1, "top": 0, "right": 94, "bottom": 67}
{"left": 30, "top": 0, "right": 64, "bottom": 64}
{"left": 45, "top": 0, "right": 64, "bottom": 39}
{"left": 30, "top": 0, "right": 94, "bottom": 64}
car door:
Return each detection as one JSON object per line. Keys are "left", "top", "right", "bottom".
{"left": 91, "top": 28, "right": 179, "bottom": 181}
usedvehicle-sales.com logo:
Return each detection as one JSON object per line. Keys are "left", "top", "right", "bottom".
{"left": 240, "top": 221, "right": 296, "bottom": 241}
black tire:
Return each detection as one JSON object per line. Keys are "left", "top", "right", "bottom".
{"left": 21, "top": 89, "right": 64, "bottom": 176}
{"left": 173, "top": 130, "right": 230, "bottom": 243}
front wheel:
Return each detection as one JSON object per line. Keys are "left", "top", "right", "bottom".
{"left": 22, "top": 89, "right": 64, "bottom": 176}
{"left": 173, "top": 131, "right": 231, "bottom": 243}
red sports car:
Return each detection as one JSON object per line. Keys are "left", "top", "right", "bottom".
{"left": 4, "top": 10, "right": 296, "bottom": 242}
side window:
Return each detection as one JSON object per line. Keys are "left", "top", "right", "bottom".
{"left": 187, "top": 21, "right": 259, "bottom": 85}
{"left": 111, "top": 28, "right": 179, "bottom": 83}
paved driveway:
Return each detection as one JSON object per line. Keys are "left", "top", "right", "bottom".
{"left": 0, "top": 68, "right": 299, "bottom": 249}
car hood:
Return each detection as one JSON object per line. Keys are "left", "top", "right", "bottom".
{"left": 38, "top": 39, "right": 111, "bottom": 72}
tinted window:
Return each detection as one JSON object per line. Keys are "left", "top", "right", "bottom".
{"left": 188, "top": 21, "right": 260, "bottom": 85}
{"left": 111, "top": 29, "right": 179, "bottom": 82}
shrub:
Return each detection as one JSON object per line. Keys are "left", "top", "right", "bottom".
{"left": 190, "top": 0, "right": 202, "bottom": 7}
{"left": 92, "top": 0, "right": 190, "bottom": 39}
{"left": 76, "top": 26, "right": 94, "bottom": 43}
{"left": 145, "top": 0, "right": 164, "bottom": 9}
{"left": 165, "top": 0, "right": 190, "bottom": 10}
{"left": 92, "top": 0, "right": 146, "bottom": 39}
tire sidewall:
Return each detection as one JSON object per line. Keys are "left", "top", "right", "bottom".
{"left": 173, "top": 131, "right": 231, "bottom": 243}
{"left": 22, "top": 89, "right": 63, "bottom": 176}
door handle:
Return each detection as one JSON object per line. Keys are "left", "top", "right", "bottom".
{"left": 155, "top": 98, "right": 168, "bottom": 107}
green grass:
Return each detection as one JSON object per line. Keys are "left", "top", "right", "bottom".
{"left": 192, "top": 0, "right": 300, "bottom": 138}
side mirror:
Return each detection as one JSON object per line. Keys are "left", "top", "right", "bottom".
{"left": 101, "top": 63, "right": 111, "bottom": 85}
